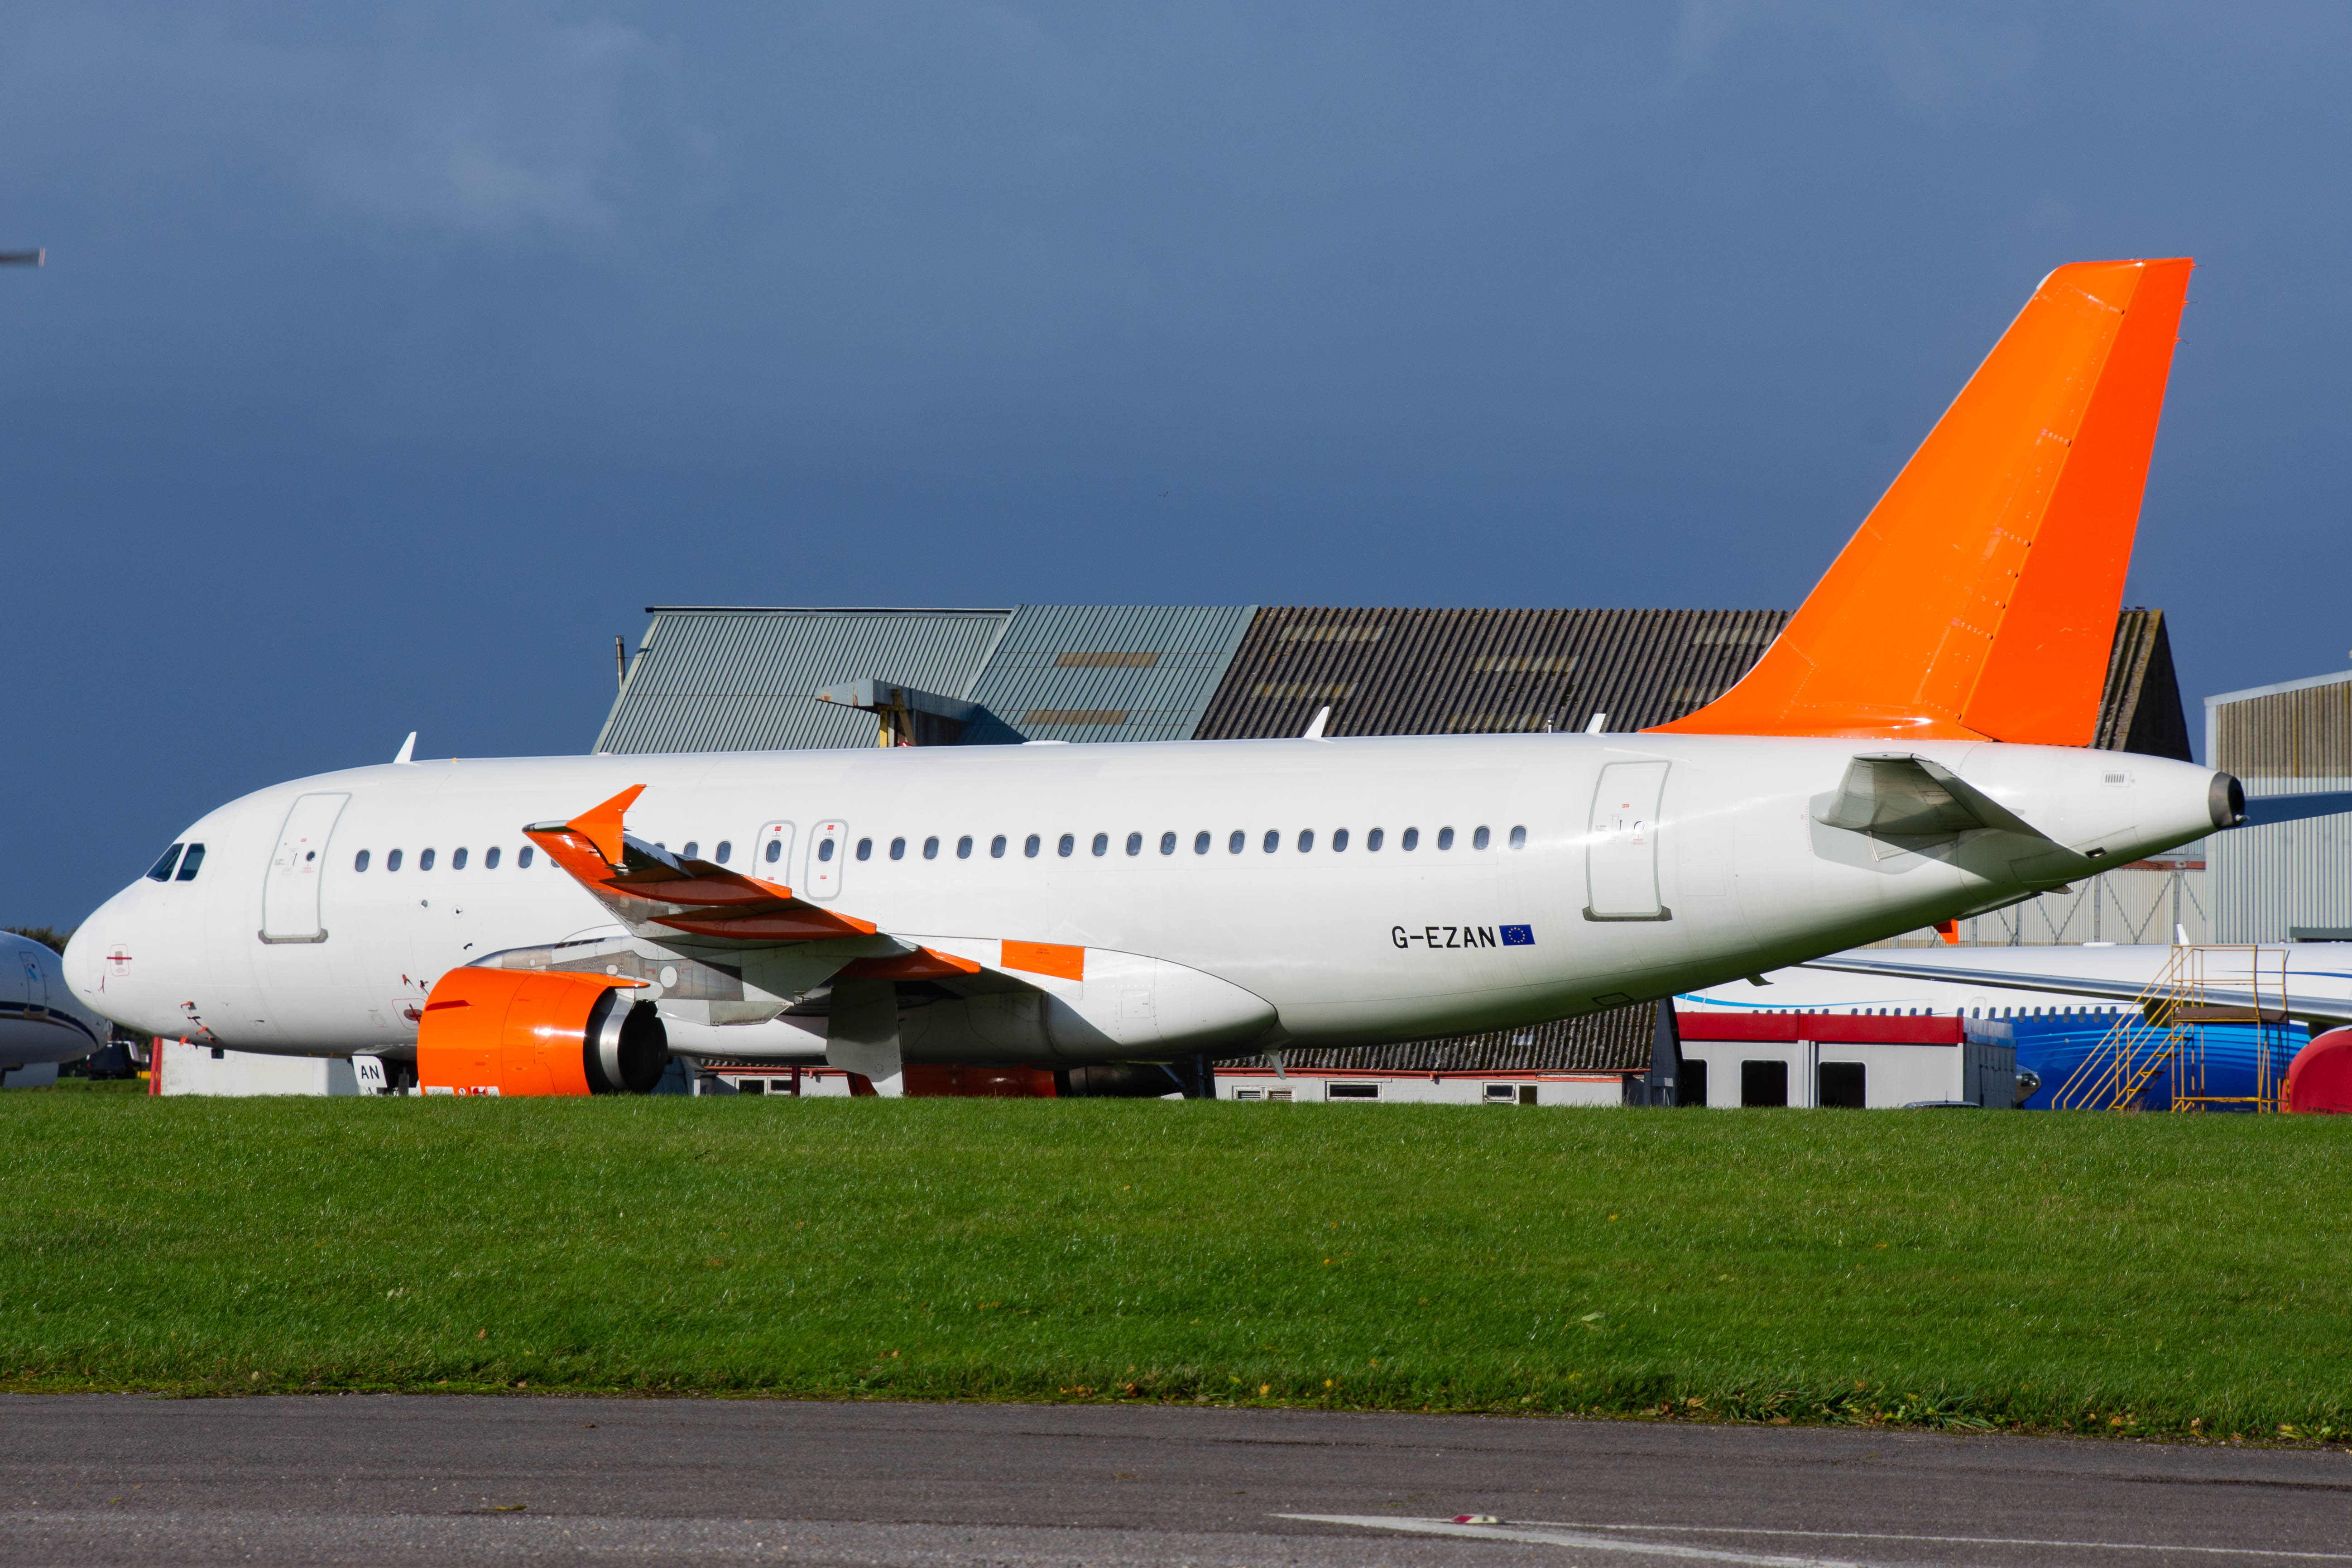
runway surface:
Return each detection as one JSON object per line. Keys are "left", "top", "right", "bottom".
{"left": 5, "top": 1395, "right": 2350, "bottom": 1566}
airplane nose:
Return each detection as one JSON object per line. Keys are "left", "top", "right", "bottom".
{"left": 61, "top": 916, "right": 106, "bottom": 1001}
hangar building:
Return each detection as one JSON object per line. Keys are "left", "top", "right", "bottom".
{"left": 2207, "top": 667, "right": 2352, "bottom": 942}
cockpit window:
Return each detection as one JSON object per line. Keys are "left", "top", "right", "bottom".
{"left": 175, "top": 843, "right": 206, "bottom": 882}
{"left": 146, "top": 844, "right": 185, "bottom": 882}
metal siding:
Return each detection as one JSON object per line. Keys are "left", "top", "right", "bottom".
{"left": 2208, "top": 672, "right": 2352, "bottom": 941}
{"left": 1223, "top": 1004, "right": 1656, "bottom": 1074}
{"left": 962, "top": 604, "right": 1259, "bottom": 744}
{"left": 594, "top": 609, "right": 1011, "bottom": 755}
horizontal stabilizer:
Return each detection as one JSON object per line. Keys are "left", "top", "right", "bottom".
{"left": 1656, "top": 258, "right": 2193, "bottom": 743}
{"left": 2237, "top": 791, "right": 2352, "bottom": 829}
{"left": 1813, "top": 753, "right": 2050, "bottom": 842}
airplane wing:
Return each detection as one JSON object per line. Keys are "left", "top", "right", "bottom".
{"left": 2239, "top": 791, "right": 2352, "bottom": 829}
{"left": 1800, "top": 949, "right": 2352, "bottom": 1029}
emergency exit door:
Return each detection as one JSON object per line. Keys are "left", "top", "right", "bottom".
{"left": 806, "top": 820, "right": 848, "bottom": 901}
{"left": 753, "top": 821, "right": 795, "bottom": 887}
{"left": 261, "top": 792, "right": 349, "bottom": 942}
{"left": 1584, "top": 762, "right": 1670, "bottom": 921}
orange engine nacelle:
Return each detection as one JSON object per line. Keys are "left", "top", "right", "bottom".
{"left": 418, "top": 968, "right": 668, "bottom": 1096}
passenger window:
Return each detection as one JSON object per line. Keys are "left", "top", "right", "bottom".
{"left": 146, "top": 844, "right": 184, "bottom": 882}
{"left": 1262, "top": 830, "right": 1279, "bottom": 853}
{"left": 889, "top": 837, "right": 906, "bottom": 860}
{"left": 1367, "top": 828, "right": 1384, "bottom": 851}
{"left": 1093, "top": 832, "right": 1109, "bottom": 857}
{"left": 1160, "top": 831, "right": 1176, "bottom": 856}
{"left": 419, "top": 848, "right": 436, "bottom": 871}
{"left": 1333, "top": 828, "right": 1349, "bottom": 852}
{"left": 453, "top": 847, "right": 469, "bottom": 870}
{"left": 353, "top": 849, "right": 371, "bottom": 873}
{"left": 1298, "top": 829, "right": 1315, "bottom": 852}
{"left": 715, "top": 841, "right": 732, "bottom": 864}
{"left": 993, "top": 834, "right": 1008, "bottom": 858}
{"left": 1195, "top": 831, "right": 1210, "bottom": 855}
{"left": 856, "top": 838, "right": 873, "bottom": 861}
{"left": 1508, "top": 825, "right": 1526, "bottom": 850}
{"left": 923, "top": 836, "right": 940, "bottom": 860}
{"left": 819, "top": 839, "right": 836, "bottom": 863}
{"left": 518, "top": 846, "right": 534, "bottom": 868}
{"left": 1229, "top": 830, "right": 1245, "bottom": 854}
{"left": 485, "top": 846, "right": 501, "bottom": 869}
{"left": 387, "top": 849, "right": 404, "bottom": 872}
{"left": 1127, "top": 832, "right": 1143, "bottom": 856}
{"left": 682, "top": 841, "right": 699, "bottom": 860}
{"left": 957, "top": 835, "right": 974, "bottom": 859}
{"left": 1058, "top": 833, "right": 1075, "bottom": 858}
{"left": 767, "top": 839, "right": 784, "bottom": 864}
{"left": 1472, "top": 826, "right": 1489, "bottom": 850}
{"left": 1436, "top": 827, "right": 1455, "bottom": 850}
{"left": 1401, "top": 827, "right": 1419, "bottom": 850}
{"left": 1025, "top": 834, "right": 1041, "bottom": 858}
{"left": 175, "top": 843, "right": 206, "bottom": 880}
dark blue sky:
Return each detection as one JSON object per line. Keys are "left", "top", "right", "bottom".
{"left": 8, "top": 3, "right": 2351, "bottom": 925}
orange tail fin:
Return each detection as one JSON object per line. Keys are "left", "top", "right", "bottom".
{"left": 1654, "top": 258, "right": 2192, "bottom": 744}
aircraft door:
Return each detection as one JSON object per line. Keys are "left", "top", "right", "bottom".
{"left": 806, "top": 820, "right": 848, "bottom": 901}
{"left": 754, "top": 821, "right": 796, "bottom": 886}
{"left": 260, "top": 792, "right": 350, "bottom": 943}
{"left": 14, "top": 946, "right": 42, "bottom": 1007}
{"left": 1585, "top": 762, "right": 1670, "bottom": 921}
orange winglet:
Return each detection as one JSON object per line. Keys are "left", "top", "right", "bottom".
{"left": 565, "top": 784, "right": 646, "bottom": 868}
{"left": 1000, "top": 940, "right": 1085, "bottom": 981}
{"left": 1653, "top": 259, "right": 2193, "bottom": 743}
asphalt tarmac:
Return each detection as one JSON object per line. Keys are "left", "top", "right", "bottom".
{"left": 4, "top": 1395, "right": 2349, "bottom": 1566}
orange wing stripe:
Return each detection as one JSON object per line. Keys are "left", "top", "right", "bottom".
{"left": 1000, "top": 940, "right": 1085, "bottom": 981}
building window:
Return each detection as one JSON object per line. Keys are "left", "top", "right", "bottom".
{"left": 889, "top": 837, "right": 906, "bottom": 861}
{"left": 1262, "top": 829, "right": 1280, "bottom": 853}
{"left": 923, "top": 836, "right": 940, "bottom": 860}
{"left": 453, "top": 848, "right": 469, "bottom": 870}
{"left": 353, "top": 849, "right": 370, "bottom": 873}
{"left": 1509, "top": 825, "right": 1526, "bottom": 850}
{"left": 1401, "top": 827, "right": 1420, "bottom": 851}
{"left": 715, "top": 841, "right": 731, "bottom": 864}
{"left": 856, "top": 839, "right": 873, "bottom": 861}
{"left": 1472, "top": 826, "right": 1490, "bottom": 850}
{"left": 682, "top": 841, "right": 698, "bottom": 860}
{"left": 1367, "top": 828, "right": 1384, "bottom": 851}
{"left": 146, "top": 844, "right": 184, "bottom": 882}
{"left": 1161, "top": 831, "right": 1177, "bottom": 856}
{"left": 1740, "top": 1060, "right": 1788, "bottom": 1108}
{"left": 1332, "top": 828, "right": 1349, "bottom": 852}
{"left": 1818, "top": 1062, "right": 1866, "bottom": 1108}
{"left": 1058, "top": 833, "right": 1075, "bottom": 858}
{"left": 1298, "top": 829, "right": 1315, "bottom": 853}
{"left": 1092, "top": 832, "right": 1109, "bottom": 857}
{"left": 419, "top": 848, "right": 437, "bottom": 871}
{"left": 1229, "top": 830, "right": 1245, "bottom": 854}
{"left": 1437, "top": 827, "right": 1455, "bottom": 850}
{"left": 1127, "top": 832, "right": 1144, "bottom": 856}
{"left": 1482, "top": 1083, "right": 1518, "bottom": 1103}
{"left": 1024, "top": 834, "right": 1041, "bottom": 858}
{"left": 1234, "top": 1087, "right": 1264, "bottom": 1101}
{"left": 518, "top": 846, "right": 534, "bottom": 868}
{"left": 1327, "top": 1082, "right": 1379, "bottom": 1100}
{"left": 958, "top": 835, "right": 974, "bottom": 859}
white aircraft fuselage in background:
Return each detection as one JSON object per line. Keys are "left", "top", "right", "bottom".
{"left": 66, "top": 733, "right": 2227, "bottom": 1065}
{"left": 2, "top": 929, "right": 110, "bottom": 1072}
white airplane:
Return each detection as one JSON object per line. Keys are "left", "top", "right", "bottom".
{"left": 1784, "top": 941, "right": 2352, "bottom": 1030}
{"left": 2, "top": 929, "right": 111, "bottom": 1087}
{"left": 63, "top": 258, "right": 2244, "bottom": 1095}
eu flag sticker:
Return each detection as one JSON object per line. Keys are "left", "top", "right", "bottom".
{"left": 1500, "top": 925, "right": 1535, "bottom": 946}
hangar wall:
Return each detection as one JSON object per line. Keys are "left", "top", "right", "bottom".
{"left": 2207, "top": 668, "right": 2352, "bottom": 942}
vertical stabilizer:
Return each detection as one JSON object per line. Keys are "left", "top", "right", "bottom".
{"left": 1655, "top": 258, "right": 2192, "bottom": 743}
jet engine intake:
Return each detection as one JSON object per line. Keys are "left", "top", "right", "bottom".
{"left": 418, "top": 967, "right": 668, "bottom": 1096}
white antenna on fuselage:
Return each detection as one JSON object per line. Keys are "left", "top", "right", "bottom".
{"left": 393, "top": 732, "right": 417, "bottom": 765}
{"left": 1302, "top": 705, "right": 1331, "bottom": 740}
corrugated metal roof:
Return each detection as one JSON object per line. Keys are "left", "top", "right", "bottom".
{"left": 594, "top": 609, "right": 1012, "bottom": 754}
{"left": 2094, "top": 609, "right": 2193, "bottom": 760}
{"left": 960, "top": 604, "right": 1259, "bottom": 744}
{"left": 1194, "top": 607, "right": 1792, "bottom": 739}
{"left": 1221, "top": 1005, "right": 1655, "bottom": 1074}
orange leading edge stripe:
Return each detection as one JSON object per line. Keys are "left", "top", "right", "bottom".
{"left": 1652, "top": 258, "right": 2192, "bottom": 744}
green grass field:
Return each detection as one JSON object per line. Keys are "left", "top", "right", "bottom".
{"left": 4, "top": 1094, "right": 2346, "bottom": 1440}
